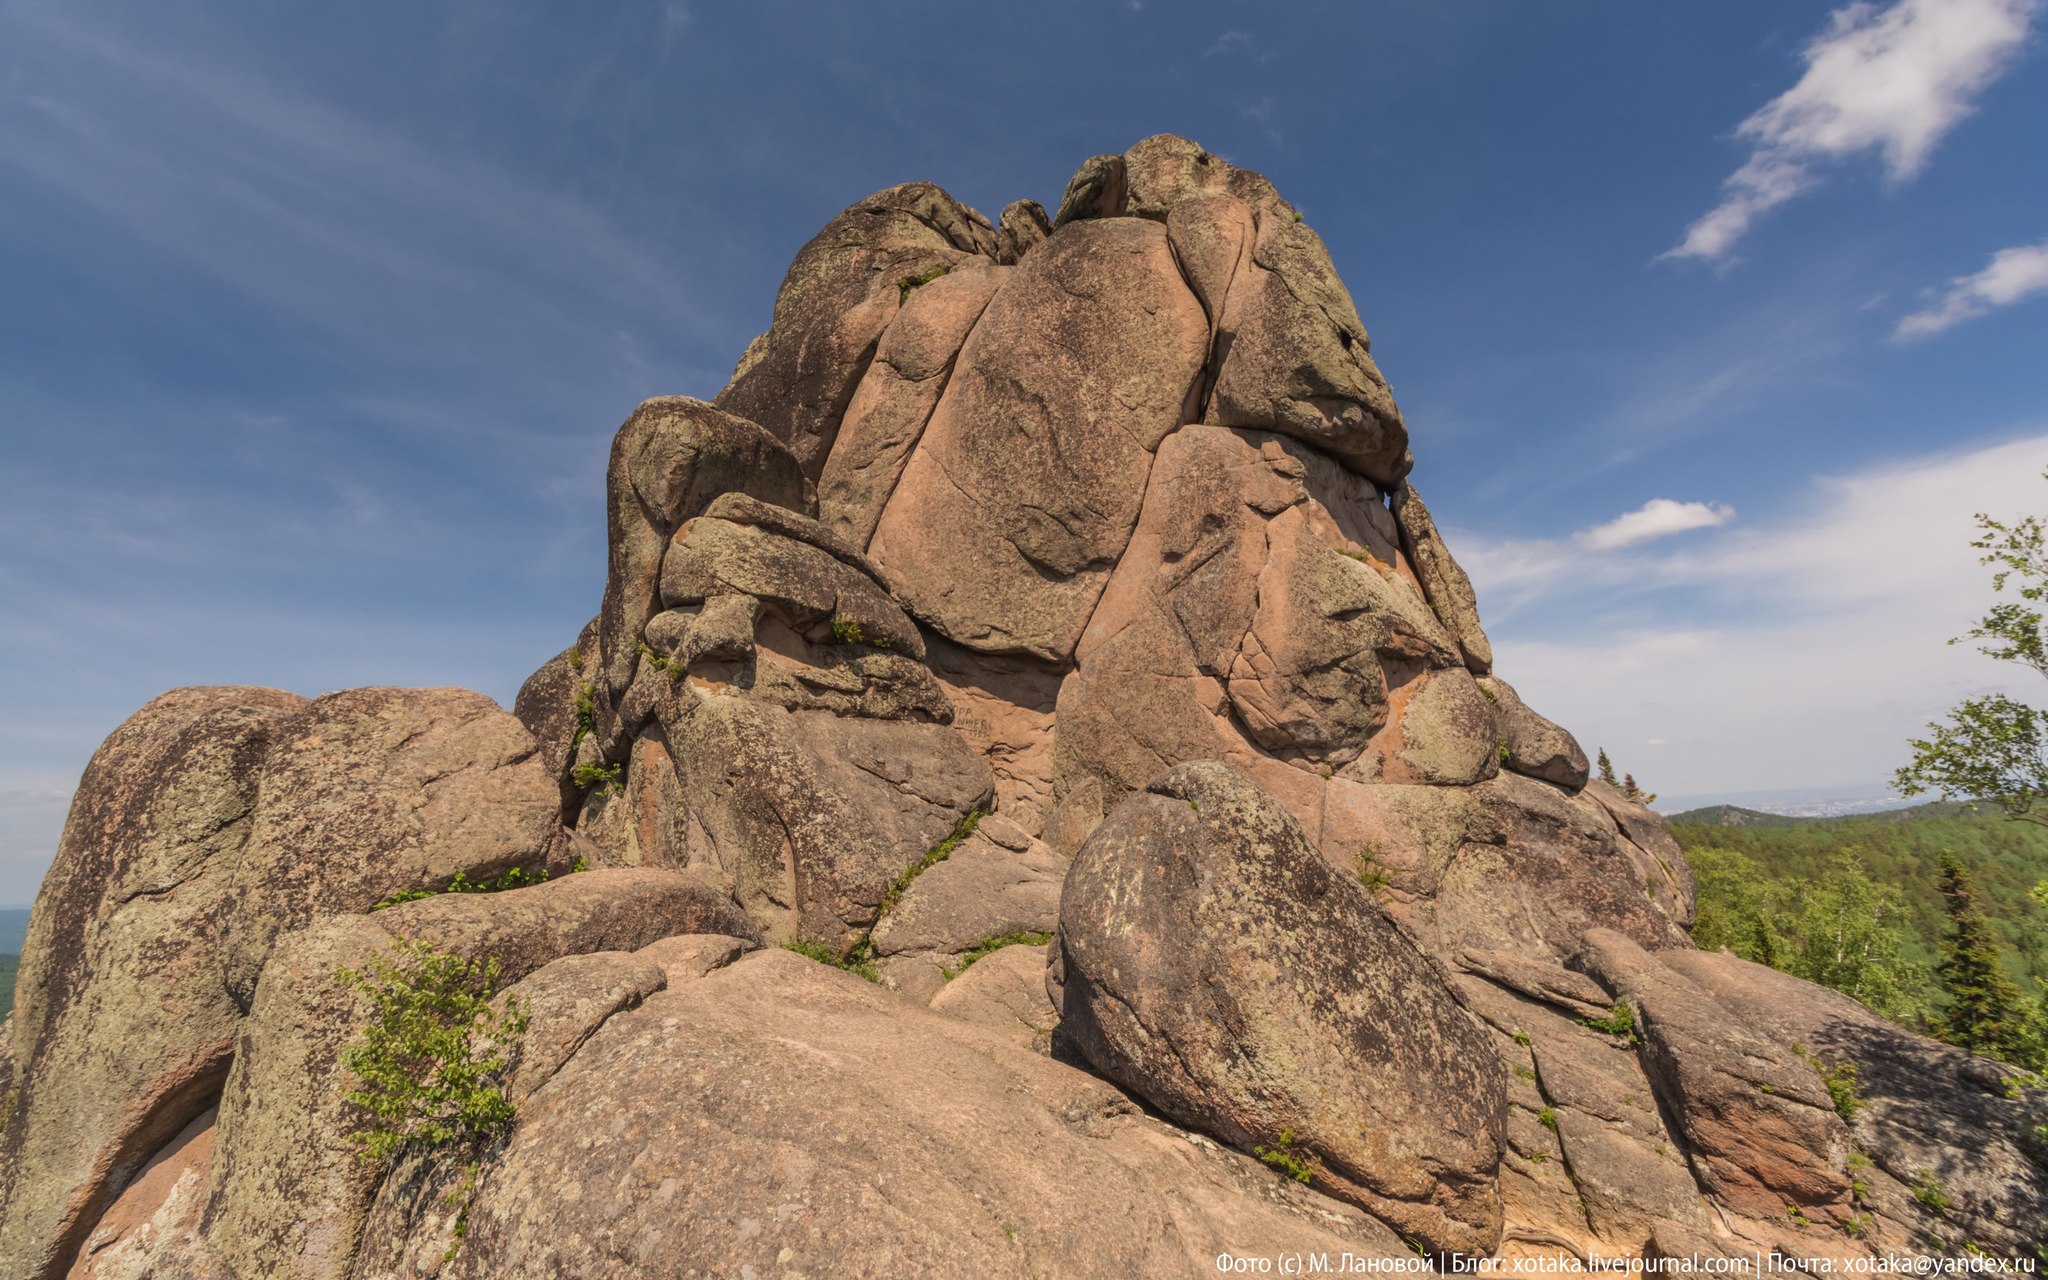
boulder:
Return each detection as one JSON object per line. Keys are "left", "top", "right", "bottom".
{"left": 219, "top": 687, "right": 564, "bottom": 1003}
{"left": 1392, "top": 484, "right": 1492, "bottom": 673}
{"left": 361, "top": 949, "right": 1409, "bottom": 1278}
{"left": 204, "top": 868, "right": 753, "bottom": 1280}
{"left": 1049, "top": 424, "right": 1463, "bottom": 850}
{"left": 1202, "top": 192, "right": 1410, "bottom": 486}
{"left": 1479, "top": 676, "right": 1588, "bottom": 790}
{"left": 1665, "top": 948, "right": 2048, "bottom": 1255}
{"left": 658, "top": 514, "right": 924, "bottom": 657}
{"left": 865, "top": 216, "right": 1208, "bottom": 661}
{"left": 580, "top": 697, "right": 992, "bottom": 949}
{"left": 0, "top": 687, "right": 300, "bottom": 1280}
{"left": 1574, "top": 929, "right": 1855, "bottom": 1223}
{"left": 868, "top": 816, "right": 1061, "bottom": 958}
{"left": 1051, "top": 153, "right": 1127, "bottom": 227}
{"left": 1054, "top": 762, "right": 1507, "bottom": 1258}
{"left": 0, "top": 685, "right": 559, "bottom": 1280}
{"left": 716, "top": 182, "right": 999, "bottom": 475}
{"left": 817, "top": 260, "right": 1007, "bottom": 548}
{"left": 994, "top": 199, "right": 1050, "bottom": 264}
{"left": 509, "top": 618, "right": 599, "bottom": 811}
{"left": 592, "top": 396, "right": 811, "bottom": 717}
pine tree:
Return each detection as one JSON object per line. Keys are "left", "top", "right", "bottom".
{"left": 1934, "top": 851, "right": 2036, "bottom": 1066}
{"left": 1597, "top": 748, "right": 1617, "bottom": 788}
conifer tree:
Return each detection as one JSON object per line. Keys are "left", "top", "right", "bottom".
{"left": 1934, "top": 851, "right": 2037, "bottom": 1066}
{"left": 1597, "top": 748, "right": 1617, "bottom": 788}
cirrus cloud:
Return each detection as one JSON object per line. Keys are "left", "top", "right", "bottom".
{"left": 1896, "top": 238, "right": 2048, "bottom": 338}
{"left": 1665, "top": 0, "right": 2040, "bottom": 263}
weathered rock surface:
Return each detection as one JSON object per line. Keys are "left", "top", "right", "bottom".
{"left": 363, "top": 949, "right": 1409, "bottom": 1279}
{"left": 1575, "top": 929, "right": 1855, "bottom": 1223}
{"left": 0, "top": 685, "right": 559, "bottom": 1280}
{"left": 1054, "top": 762, "right": 1506, "bottom": 1258}
{"left": 205, "top": 869, "right": 754, "bottom": 1280}
{"left": 593, "top": 395, "right": 811, "bottom": 720}
{"left": 927, "top": 941, "right": 1058, "bottom": 1049}
{"left": 1665, "top": 948, "right": 2048, "bottom": 1255}
{"left": 716, "top": 182, "right": 1000, "bottom": 476}
{"left": 1480, "top": 675, "right": 1589, "bottom": 789}
{"left": 9, "top": 134, "right": 2031, "bottom": 1279}
{"left": 865, "top": 216, "right": 1208, "bottom": 660}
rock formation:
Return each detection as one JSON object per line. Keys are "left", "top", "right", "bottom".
{"left": 2, "top": 136, "right": 2039, "bottom": 1279}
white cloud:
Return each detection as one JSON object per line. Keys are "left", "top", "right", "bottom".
{"left": 1896, "top": 238, "right": 2048, "bottom": 338}
{"left": 1204, "top": 31, "right": 1251, "bottom": 58}
{"left": 1576, "top": 498, "right": 1737, "bottom": 552}
{"left": 1463, "top": 433, "right": 2048, "bottom": 798}
{"left": 1666, "top": 0, "right": 2039, "bottom": 262}
{"left": 1452, "top": 498, "right": 1736, "bottom": 607}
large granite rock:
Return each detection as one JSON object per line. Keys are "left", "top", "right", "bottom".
{"left": 1054, "top": 762, "right": 1507, "bottom": 1258}
{"left": 865, "top": 216, "right": 1208, "bottom": 661}
{"left": 356, "top": 949, "right": 1409, "bottom": 1279}
{"left": 0, "top": 685, "right": 560, "bottom": 1280}
{"left": 7, "top": 134, "right": 2030, "bottom": 1278}
{"left": 205, "top": 869, "right": 755, "bottom": 1280}
{"left": 716, "top": 182, "right": 1000, "bottom": 476}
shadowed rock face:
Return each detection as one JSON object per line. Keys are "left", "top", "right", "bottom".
{"left": 4, "top": 135, "right": 2037, "bottom": 1279}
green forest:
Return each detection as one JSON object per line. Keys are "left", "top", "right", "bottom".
{"left": 1670, "top": 800, "right": 2048, "bottom": 1068}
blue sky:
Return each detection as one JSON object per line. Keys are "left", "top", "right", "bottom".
{"left": 3, "top": 0, "right": 2046, "bottom": 903}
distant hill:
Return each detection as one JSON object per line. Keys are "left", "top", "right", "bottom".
{"left": 1663, "top": 804, "right": 1804, "bottom": 828}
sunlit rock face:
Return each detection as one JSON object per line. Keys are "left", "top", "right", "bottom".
{"left": 2, "top": 138, "right": 2035, "bottom": 1280}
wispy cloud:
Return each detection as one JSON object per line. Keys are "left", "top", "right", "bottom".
{"left": 1896, "top": 237, "right": 2048, "bottom": 338}
{"left": 1454, "top": 498, "right": 1737, "bottom": 606}
{"left": 1204, "top": 30, "right": 1251, "bottom": 58}
{"left": 1665, "top": 0, "right": 2039, "bottom": 263}
{"left": 0, "top": 6, "right": 718, "bottom": 376}
{"left": 1576, "top": 499, "right": 1736, "bottom": 552}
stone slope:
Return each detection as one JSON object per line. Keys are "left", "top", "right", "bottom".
{"left": 2, "top": 136, "right": 2039, "bottom": 1279}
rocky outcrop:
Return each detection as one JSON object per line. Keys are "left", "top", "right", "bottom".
{"left": 865, "top": 215, "right": 1208, "bottom": 661}
{"left": 1054, "top": 763, "right": 1506, "bottom": 1258}
{"left": 7, "top": 134, "right": 2038, "bottom": 1279}
{"left": 0, "top": 686, "right": 560, "bottom": 1280}
{"left": 204, "top": 870, "right": 751, "bottom": 1280}
{"left": 355, "top": 949, "right": 1410, "bottom": 1279}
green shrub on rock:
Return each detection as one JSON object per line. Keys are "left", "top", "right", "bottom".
{"left": 338, "top": 941, "right": 529, "bottom": 1164}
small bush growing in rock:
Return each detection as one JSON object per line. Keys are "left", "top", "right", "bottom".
{"left": 897, "top": 264, "right": 950, "bottom": 301}
{"left": 780, "top": 938, "right": 881, "bottom": 983}
{"left": 1254, "top": 1129, "right": 1315, "bottom": 1184}
{"left": 827, "top": 617, "right": 893, "bottom": 649}
{"left": 571, "top": 761, "right": 623, "bottom": 794}
{"left": 1791, "top": 1044, "right": 1863, "bottom": 1122}
{"left": 338, "top": 942, "right": 529, "bottom": 1164}
{"left": 371, "top": 861, "right": 581, "bottom": 912}
{"left": 1911, "top": 1169, "right": 1951, "bottom": 1216}
{"left": 943, "top": 929, "right": 1054, "bottom": 979}
{"left": 1579, "top": 1002, "right": 1638, "bottom": 1043}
